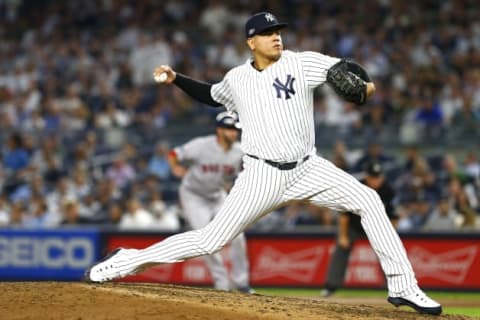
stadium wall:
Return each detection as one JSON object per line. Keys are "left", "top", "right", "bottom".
{"left": 1, "top": 229, "right": 479, "bottom": 290}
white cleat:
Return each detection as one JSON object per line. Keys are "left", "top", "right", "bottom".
{"left": 388, "top": 290, "right": 442, "bottom": 315}
{"left": 84, "top": 248, "right": 136, "bottom": 283}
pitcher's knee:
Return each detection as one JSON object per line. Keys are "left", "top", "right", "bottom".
{"left": 203, "top": 239, "right": 228, "bottom": 255}
{"left": 195, "top": 231, "right": 229, "bottom": 256}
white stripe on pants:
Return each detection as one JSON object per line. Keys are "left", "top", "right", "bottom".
{"left": 114, "top": 155, "right": 418, "bottom": 296}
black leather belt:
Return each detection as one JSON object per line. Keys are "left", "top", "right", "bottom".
{"left": 247, "top": 154, "right": 310, "bottom": 170}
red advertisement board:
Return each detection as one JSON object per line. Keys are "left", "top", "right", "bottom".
{"left": 106, "top": 234, "right": 480, "bottom": 289}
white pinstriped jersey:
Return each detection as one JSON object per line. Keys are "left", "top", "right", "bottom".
{"left": 174, "top": 135, "right": 243, "bottom": 198}
{"left": 211, "top": 50, "right": 340, "bottom": 162}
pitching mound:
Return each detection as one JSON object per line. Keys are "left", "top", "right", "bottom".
{"left": 0, "top": 282, "right": 474, "bottom": 319}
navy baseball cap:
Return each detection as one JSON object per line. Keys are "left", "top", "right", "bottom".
{"left": 365, "top": 162, "right": 383, "bottom": 176}
{"left": 216, "top": 111, "right": 241, "bottom": 130}
{"left": 245, "top": 12, "right": 287, "bottom": 38}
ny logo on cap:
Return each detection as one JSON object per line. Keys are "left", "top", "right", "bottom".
{"left": 265, "top": 13, "right": 275, "bottom": 22}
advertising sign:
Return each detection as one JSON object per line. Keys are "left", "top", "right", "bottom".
{"left": 0, "top": 228, "right": 100, "bottom": 280}
{"left": 106, "top": 233, "right": 480, "bottom": 289}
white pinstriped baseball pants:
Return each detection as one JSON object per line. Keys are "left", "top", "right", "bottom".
{"left": 115, "top": 155, "right": 418, "bottom": 297}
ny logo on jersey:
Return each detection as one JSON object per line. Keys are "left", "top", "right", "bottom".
{"left": 273, "top": 74, "right": 296, "bottom": 99}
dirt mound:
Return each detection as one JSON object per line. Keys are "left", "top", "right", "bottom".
{"left": 0, "top": 282, "right": 473, "bottom": 320}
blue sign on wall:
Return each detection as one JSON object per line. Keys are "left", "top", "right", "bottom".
{"left": 0, "top": 228, "right": 100, "bottom": 280}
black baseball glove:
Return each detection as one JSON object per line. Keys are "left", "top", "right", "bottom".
{"left": 326, "top": 59, "right": 370, "bottom": 105}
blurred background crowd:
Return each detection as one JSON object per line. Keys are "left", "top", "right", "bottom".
{"left": 0, "top": 0, "right": 478, "bottom": 231}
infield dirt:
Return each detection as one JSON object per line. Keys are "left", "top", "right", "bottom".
{"left": 0, "top": 282, "right": 475, "bottom": 319}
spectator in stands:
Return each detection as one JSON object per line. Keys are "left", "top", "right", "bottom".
{"left": 336, "top": 103, "right": 363, "bottom": 136}
{"left": 362, "top": 103, "right": 389, "bottom": 136}
{"left": 94, "top": 100, "right": 131, "bottom": 130}
{"left": 438, "top": 153, "right": 469, "bottom": 184}
{"left": 10, "top": 174, "right": 46, "bottom": 204}
{"left": 447, "top": 177, "right": 477, "bottom": 228}
{"left": 119, "top": 197, "right": 155, "bottom": 229}
{"left": 23, "top": 197, "right": 52, "bottom": 228}
{"left": 451, "top": 98, "right": 480, "bottom": 135}
{"left": 463, "top": 151, "right": 480, "bottom": 181}
{"left": 200, "top": 0, "right": 231, "bottom": 40}
{"left": 148, "top": 140, "right": 171, "bottom": 181}
{"left": 406, "top": 192, "right": 433, "bottom": 230}
{"left": 105, "top": 155, "right": 136, "bottom": 189}
{"left": 83, "top": 131, "right": 101, "bottom": 160}
{"left": 78, "top": 192, "right": 101, "bottom": 222}
{"left": 0, "top": 194, "right": 10, "bottom": 226}
{"left": 43, "top": 98, "right": 62, "bottom": 131}
{"left": 30, "top": 135, "right": 64, "bottom": 175}
{"left": 61, "top": 200, "right": 89, "bottom": 225}
{"left": 148, "top": 191, "right": 180, "bottom": 231}
{"left": 42, "top": 156, "right": 65, "bottom": 185}
{"left": 70, "top": 143, "right": 91, "bottom": 170}
{"left": 93, "top": 179, "right": 121, "bottom": 223}
{"left": 119, "top": 142, "right": 139, "bottom": 163}
{"left": 414, "top": 95, "right": 444, "bottom": 140}
{"left": 106, "top": 202, "right": 124, "bottom": 227}
{"left": 423, "top": 195, "right": 459, "bottom": 231}
{"left": 3, "top": 133, "right": 30, "bottom": 173}
{"left": 396, "top": 156, "right": 439, "bottom": 203}
{"left": 353, "top": 141, "right": 394, "bottom": 173}
{"left": 439, "top": 75, "right": 463, "bottom": 126}
{"left": 46, "top": 177, "right": 76, "bottom": 225}
{"left": 397, "top": 191, "right": 432, "bottom": 231}
{"left": 129, "top": 33, "right": 172, "bottom": 87}
{"left": 402, "top": 144, "right": 422, "bottom": 172}
{"left": 148, "top": 99, "right": 170, "bottom": 129}
{"left": 8, "top": 202, "right": 26, "bottom": 227}
{"left": 331, "top": 140, "right": 362, "bottom": 173}
{"left": 331, "top": 144, "right": 349, "bottom": 172}
{"left": 56, "top": 83, "right": 89, "bottom": 131}
{"left": 70, "top": 168, "right": 92, "bottom": 199}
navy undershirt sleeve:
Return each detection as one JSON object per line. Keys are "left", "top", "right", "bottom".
{"left": 173, "top": 73, "right": 222, "bottom": 107}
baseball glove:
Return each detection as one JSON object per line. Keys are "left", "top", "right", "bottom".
{"left": 326, "top": 59, "right": 370, "bottom": 105}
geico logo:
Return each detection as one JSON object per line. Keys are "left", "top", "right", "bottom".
{"left": 0, "top": 237, "right": 94, "bottom": 268}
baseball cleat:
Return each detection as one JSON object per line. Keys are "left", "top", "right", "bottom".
{"left": 84, "top": 248, "right": 131, "bottom": 283}
{"left": 320, "top": 288, "right": 336, "bottom": 298}
{"left": 237, "top": 286, "right": 256, "bottom": 294}
{"left": 388, "top": 291, "right": 442, "bottom": 315}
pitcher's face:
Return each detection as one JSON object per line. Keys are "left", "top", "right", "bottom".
{"left": 247, "top": 29, "right": 283, "bottom": 61}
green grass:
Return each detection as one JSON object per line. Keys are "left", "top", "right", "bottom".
{"left": 446, "top": 308, "right": 480, "bottom": 317}
{"left": 254, "top": 288, "right": 480, "bottom": 318}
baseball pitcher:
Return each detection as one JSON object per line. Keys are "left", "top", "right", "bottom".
{"left": 86, "top": 11, "right": 441, "bottom": 315}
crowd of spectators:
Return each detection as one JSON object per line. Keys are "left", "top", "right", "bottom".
{"left": 0, "top": 0, "right": 479, "bottom": 231}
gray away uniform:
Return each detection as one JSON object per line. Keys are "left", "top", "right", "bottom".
{"left": 174, "top": 135, "right": 249, "bottom": 290}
